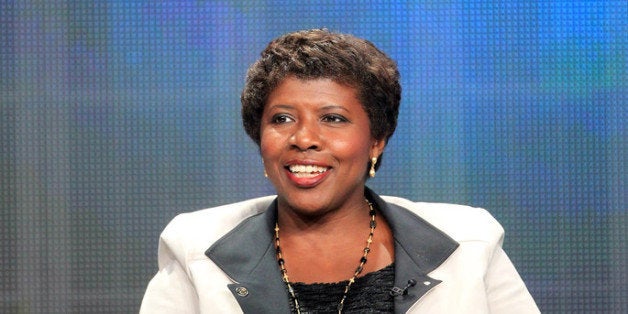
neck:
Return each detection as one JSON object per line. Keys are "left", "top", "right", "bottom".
{"left": 274, "top": 198, "right": 377, "bottom": 312}
{"left": 276, "top": 196, "right": 370, "bottom": 236}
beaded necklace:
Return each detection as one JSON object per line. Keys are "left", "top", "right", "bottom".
{"left": 274, "top": 199, "right": 377, "bottom": 314}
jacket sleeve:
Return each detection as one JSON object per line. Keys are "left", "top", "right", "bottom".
{"left": 139, "top": 233, "right": 200, "bottom": 314}
{"left": 485, "top": 245, "right": 540, "bottom": 313}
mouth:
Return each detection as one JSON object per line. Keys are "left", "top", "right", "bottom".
{"left": 286, "top": 164, "right": 330, "bottom": 178}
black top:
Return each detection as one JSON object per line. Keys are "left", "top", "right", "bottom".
{"left": 290, "top": 264, "right": 395, "bottom": 313}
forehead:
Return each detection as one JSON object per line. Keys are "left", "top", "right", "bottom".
{"left": 266, "top": 77, "right": 361, "bottom": 108}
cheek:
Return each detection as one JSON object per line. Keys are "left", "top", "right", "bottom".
{"left": 330, "top": 137, "right": 372, "bottom": 161}
{"left": 259, "top": 130, "right": 280, "bottom": 160}
{"left": 259, "top": 140, "right": 272, "bottom": 162}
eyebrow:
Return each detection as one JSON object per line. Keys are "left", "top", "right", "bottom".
{"left": 266, "top": 104, "right": 350, "bottom": 112}
{"left": 320, "top": 105, "right": 349, "bottom": 112}
{"left": 266, "top": 104, "right": 294, "bottom": 110}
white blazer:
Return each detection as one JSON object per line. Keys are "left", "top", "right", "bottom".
{"left": 141, "top": 189, "right": 539, "bottom": 313}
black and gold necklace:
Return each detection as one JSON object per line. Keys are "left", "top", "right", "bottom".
{"left": 274, "top": 199, "right": 377, "bottom": 314}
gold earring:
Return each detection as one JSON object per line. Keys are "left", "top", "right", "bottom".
{"left": 262, "top": 160, "right": 268, "bottom": 178}
{"left": 369, "top": 157, "right": 377, "bottom": 178}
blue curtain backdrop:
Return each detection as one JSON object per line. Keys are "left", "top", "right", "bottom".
{"left": 1, "top": 1, "right": 626, "bottom": 313}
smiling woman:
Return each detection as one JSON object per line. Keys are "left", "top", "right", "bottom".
{"left": 260, "top": 77, "right": 385, "bottom": 221}
{"left": 140, "top": 29, "right": 540, "bottom": 313}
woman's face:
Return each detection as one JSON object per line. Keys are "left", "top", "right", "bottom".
{"left": 260, "top": 76, "right": 385, "bottom": 217}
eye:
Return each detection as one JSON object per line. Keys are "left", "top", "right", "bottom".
{"left": 271, "top": 114, "right": 294, "bottom": 124}
{"left": 321, "top": 114, "right": 349, "bottom": 123}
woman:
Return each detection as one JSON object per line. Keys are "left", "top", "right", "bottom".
{"left": 141, "top": 29, "right": 539, "bottom": 313}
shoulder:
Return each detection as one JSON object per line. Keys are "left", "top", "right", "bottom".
{"left": 157, "top": 196, "right": 276, "bottom": 263}
{"left": 381, "top": 195, "right": 505, "bottom": 246}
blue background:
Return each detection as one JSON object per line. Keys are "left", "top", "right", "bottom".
{"left": 1, "top": 1, "right": 626, "bottom": 312}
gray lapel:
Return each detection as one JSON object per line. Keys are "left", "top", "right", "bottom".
{"left": 205, "top": 199, "right": 291, "bottom": 313}
{"left": 368, "top": 189, "right": 459, "bottom": 313}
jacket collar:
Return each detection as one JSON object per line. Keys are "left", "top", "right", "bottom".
{"left": 205, "top": 187, "right": 459, "bottom": 313}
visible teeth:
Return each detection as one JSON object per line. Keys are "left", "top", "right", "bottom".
{"left": 289, "top": 164, "right": 328, "bottom": 174}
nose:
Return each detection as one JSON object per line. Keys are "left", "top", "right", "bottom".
{"left": 290, "top": 120, "right": 321, "bottom": 151}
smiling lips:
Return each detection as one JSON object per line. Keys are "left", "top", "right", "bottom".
{"left": 287, "top": 164, "right": 329, "bottom": 178}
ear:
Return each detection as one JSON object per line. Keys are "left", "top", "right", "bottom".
{"left": 370, "top": 139, "right": 386, "bottom": 159}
